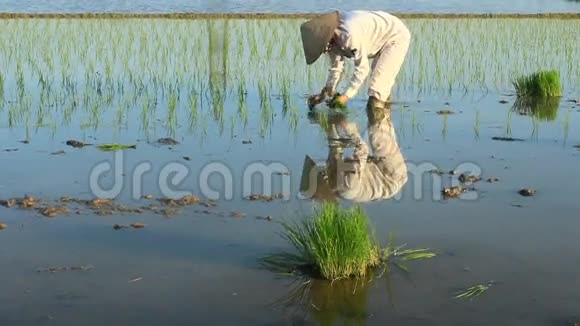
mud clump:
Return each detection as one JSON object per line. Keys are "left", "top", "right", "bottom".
{"left": 0, "top": 223, "right": 7, "bottom": 230}
{"left": 487, "top": 177, "right": 500, "bottom": 183}
{"left": 66, "top": 140, "right": 91, "bottom": 148}
{"left": 574, "top": 145, "right": 580, "bottom": 150}
{"left": 436, "top": 109, "right": 455, "bottom": 115}
{"left": 158, "top": 194, "right": 200, "bottom": 206}
{"left": 519, "top": 188, "right": 536, "bottom": 197}
{"left": 458, "top": 174, "right": 482, "bottom": 184}
{"left": 242, "top": 140, "right": 253, "bottom": 144}
{"left": 245, "top": 194, "right": 284, "bottom": 202}
{"left": 442, "top": 186, "right": 465, "bottom": 199}
{"left": 40, "top": 205, "right": 68, "bottom": 218}
{"left": 230, "top": 211, "right": 246, "bottom": 217}
{"left": 130, "top": 222, "right": 145, "bottom": 229}
{"left": 51, "top": 150, "right": 65, "bottom": 155}
{"left": 19, "top": 195, "right": 37, "bottom": 209}
{"left": 256, "top": 216, "right": 273, "bottom": 221}
{"left": 0, "top": 198, "right": 17, "bottom": 208}
{"left": 159, "top": 208, "right": 181, "bottom": 217}
{"left": 157, "top": 137, "right": 179, "bottom": 145}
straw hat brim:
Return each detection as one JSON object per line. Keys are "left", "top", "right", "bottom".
{"left": 300, "top": 11, "right": 340, "bottom": 65}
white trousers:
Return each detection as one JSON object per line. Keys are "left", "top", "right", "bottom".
{"left": 367, "top": 29, "right": 411, "bottom": 102}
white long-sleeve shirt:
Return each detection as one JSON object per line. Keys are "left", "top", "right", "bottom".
{"left": 325, "top": 11, "right": 410, "bottom": 98}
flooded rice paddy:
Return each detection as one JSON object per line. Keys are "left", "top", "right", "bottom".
{"left": 0, "top": 18, "right": 579, "bottom": 325}
{"left": 2, "top": 0, "right": 580, "bottom": 13}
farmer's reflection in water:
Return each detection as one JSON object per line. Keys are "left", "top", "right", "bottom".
{"left": 300, "top": 104, "right": 408, "bottom": 203}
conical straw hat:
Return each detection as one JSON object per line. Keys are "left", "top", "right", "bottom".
{"left": 300, "top": 11, "right": 340, "bottom": 65}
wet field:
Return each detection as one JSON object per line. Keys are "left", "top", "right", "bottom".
{"left": 2, "top": 0, "right": 579, "bottom": 13}
{"left": 0, "top": 17, "right": 579, "bottom": 325}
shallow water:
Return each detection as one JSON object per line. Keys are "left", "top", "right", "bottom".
{"left": 2, "top": 0, "right": 580, "bottom": 13}
{"left": 1, "top": 18, "right": 580, "bottom": 325}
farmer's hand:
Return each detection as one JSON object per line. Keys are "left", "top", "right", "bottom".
{"left": 334, "top": 94, "right": 348, "bottom": 106}
{"left": 308, "top": 87, "right": 330, "bottom": 109}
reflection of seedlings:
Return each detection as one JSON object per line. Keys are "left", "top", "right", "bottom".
{"left": 518, "top": 188, "right": 536, "bottom": 197}
{"left": 51, "top": 150, "right": 65, "bottom": 155}
{"left": 574, "top": 145, "right": 580, "bottom": 150}
{"left": 454, "top": 281, "right": 494, "bottom": 299}
{"left": 474, "top": 111, "right": 480, "bottom": 138}
{"left": 512, "top": 96, "right": 560, "bottom": 122}
{"left": 499, "top": 100, "right": 509, "bottom": 104}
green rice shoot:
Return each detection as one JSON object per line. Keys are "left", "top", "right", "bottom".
{"left": 454, "top": 282, "right": 494, "bottom": 299}
{"left": 513, "top": 70, "right": 562, "bottom": 97}
{"left": 96, "top": 143, "right": 137, "bottom": 151}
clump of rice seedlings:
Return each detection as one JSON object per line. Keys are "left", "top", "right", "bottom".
{"left": 512, "top": 96, "right": 560, "bottom": 122}
{"left": 513, "top": 70, "right": 562, "bottom": 97}
{"left": 454, "top": 281, "right": 494, "bottom": 299}
{"left": 262, "top": 202, "right": 379, "bottom": 280}
{"left": 96, "top": 143, "right": 137, "bottom": 151}
{"left": 262, "top": 202, "right": 435, "bottom": 281}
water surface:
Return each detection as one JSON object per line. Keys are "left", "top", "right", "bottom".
{"left": 0, "top": 18, "right": 579, "bottom": 325}
{"left": 1, "top": 0, "right": 579, "bottom": 13}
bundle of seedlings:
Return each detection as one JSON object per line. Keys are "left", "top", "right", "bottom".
{"left": 262, "top": 202, "right": 435, "bottom": 280}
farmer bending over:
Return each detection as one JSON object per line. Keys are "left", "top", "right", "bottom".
{"left": 301, "top": 10, "right": 411, "bottom": 110}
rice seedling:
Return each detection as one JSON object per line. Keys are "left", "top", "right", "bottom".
{"left": 454, "top": 281, "right": 494, "bottom": 299}
{"left": 96, "top": 143, "right": 137, "bottom": 151}
{"left": 261, "top": 202, "right": 435, "bottom": 281}
{"left": 513, "top": 70, "right": 562, "bottom": 97}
